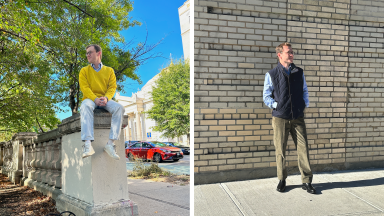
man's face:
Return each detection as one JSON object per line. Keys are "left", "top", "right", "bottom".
{"left": 278, "top": 46, "right": 294, "bottom": 65}
{"left": 86, "top": 46, "right": 100, "bottom": 64}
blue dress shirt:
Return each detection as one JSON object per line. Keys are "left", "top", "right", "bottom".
{"left": 263, "top": 65, "right": 309, "bottom": 109}
{"left": 91, "top": 62, "right": 103, "bottom": 72}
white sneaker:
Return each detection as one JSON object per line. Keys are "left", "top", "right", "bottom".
{"left": 82, "top": 141, "right": 95, "bottom": 158}
{"left": 104, "top": 143, "right": 120, "bottom": 160}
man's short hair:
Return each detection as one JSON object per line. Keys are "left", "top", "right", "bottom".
{"left": 86, "top": 44, "right": 102, "bottom": 59}
{"left": 275, "top": 42, "right": 292, "bottom": 57}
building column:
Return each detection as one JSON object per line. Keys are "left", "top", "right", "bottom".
{"left": 135, "top": 111, "right": 142, "bottom": 141}
{"left": 128, "top": 113, "right": 135, "bottom": 141}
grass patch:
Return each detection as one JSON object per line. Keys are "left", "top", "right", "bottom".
{"left": 128, "top": 157, "right": 190, "bottom": 185}
{"left": 129, "top": 157, "right": 171, "bottom": 178}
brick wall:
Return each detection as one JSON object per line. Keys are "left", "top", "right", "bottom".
{"left": 194, "top": 0, "right": 384, "bottom": 184}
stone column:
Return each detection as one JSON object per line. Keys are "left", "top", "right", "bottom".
{"left": 135, "top": 111, "right": 142, "bottom": 141}
{"left": 129, "top": 114, "right": 135, "bottom": 140}
{"left": 56, "top": 109, "right": 138, "bottom": 216}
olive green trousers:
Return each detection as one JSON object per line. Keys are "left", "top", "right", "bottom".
{"left": 272, "top": 116, "right": 313, "bottom": 183}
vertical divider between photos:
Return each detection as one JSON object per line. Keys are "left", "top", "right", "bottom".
{"left": 189, "top": 0, "right": 195, "bottom": 215}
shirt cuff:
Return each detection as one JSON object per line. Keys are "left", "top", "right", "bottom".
{"left": 272, "top": 102, "right": 277, "bottom": 109}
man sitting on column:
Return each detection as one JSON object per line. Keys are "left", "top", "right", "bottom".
{"left": 79, "top": 44, "right": 125, "bottom": 160}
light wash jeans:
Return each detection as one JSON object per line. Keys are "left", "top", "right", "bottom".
{"left": 80, "top": 99, "right": 125, "bottom": 141}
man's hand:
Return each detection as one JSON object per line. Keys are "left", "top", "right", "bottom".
{"left": 95, "top": 97, "right": 108, "bottom": 106}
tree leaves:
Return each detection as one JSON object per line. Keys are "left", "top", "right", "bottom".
{"left": 145, "top": 59, "right": 190, "bottom": 140}
{"left": 0, "top": 0, "right": 152, "bottom": 141}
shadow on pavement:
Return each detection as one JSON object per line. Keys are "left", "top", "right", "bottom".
{"left": 284, "top": 176, "right": 384, "bottom": 195}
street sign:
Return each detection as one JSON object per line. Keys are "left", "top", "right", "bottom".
{"left": 147, "top": 132, "right": 151, "bottom": 138}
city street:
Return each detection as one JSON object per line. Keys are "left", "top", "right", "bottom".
{"left": 126, "top": 155, "right": 190, "bottom": 175}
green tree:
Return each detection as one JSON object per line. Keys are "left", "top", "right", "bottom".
{"left": 0, "top": 1, "right": 161, "bottom": 141}
{"left": 1, "top": 2, "right": 61, "bottom": 140}
{"left": 146, "top": 59, "right": 190, "bottom": 144}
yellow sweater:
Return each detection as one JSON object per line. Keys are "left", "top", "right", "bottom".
{"left": 79, "top": 65, "right": 117, "bottom": 102}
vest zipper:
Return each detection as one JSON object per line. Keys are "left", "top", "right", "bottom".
{"left": 288, "top": 74, "right": 293, "bottom": 119}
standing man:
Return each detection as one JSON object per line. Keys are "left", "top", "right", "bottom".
{"left": 80, "top": 44, "right": 125, "bottom": 160}
{"left": 263, "top": 42, "right": 316, "bottom": 194}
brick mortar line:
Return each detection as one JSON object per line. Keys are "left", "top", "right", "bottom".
{"left": 205, "top": 5, "right": 384, "bottom": 26}
{"left": 344, "top": 0, "right": 352, "bottom": 165}
{"left": 204, "top": 44, "right": 384, "bottom": 56}
{"left": 208, "top": 6, "right": 288, "bottom": 21}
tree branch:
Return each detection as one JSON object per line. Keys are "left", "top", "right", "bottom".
{"left": 36, "top": 117, "right": 45, "bottom": 133}
{"left": 0, "top": 29, "right": 55, "bottom": 54}
{"left": 61, "top": 0, "right": 93, "bottom": 18}
{"left": 0, "top": 83, "right": 22, "bottom": 98}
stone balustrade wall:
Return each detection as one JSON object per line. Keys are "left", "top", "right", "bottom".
{"left": 0, "top": 109, "right": 136, "bottom": 215}
{"left": 0, "top": 131, "right": 62, "bottom": 190}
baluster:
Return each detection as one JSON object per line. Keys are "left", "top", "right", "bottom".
{"left": 51, "top": 137, "right": 62, "bottom": 188}
{"left": 45, "top": 140, "right": 54, "bottom": 185}
{"left": 24, "top": 140, "right": 33, "bottom": 182}
{"left": 40, "top": 141, "right": 47, "bottom": 183}
{"left": 33, "top": 142, "right": 39, "bottom": 181}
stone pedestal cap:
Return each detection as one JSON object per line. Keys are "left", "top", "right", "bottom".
{"left": 58, "top": 109, "right": 128, "bottom": 136}
{"left": 12, "top": 132, "right": 37, "bottom": 142}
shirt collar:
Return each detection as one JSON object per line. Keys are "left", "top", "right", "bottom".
{"left": 91, "top": 62, "right": 103, "bottom": 70}
{"left": 278, "top": 62, "right": 289, "bottom": 71}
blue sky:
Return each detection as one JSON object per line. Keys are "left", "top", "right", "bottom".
{"left": 56, "top": 0, "right": 186, "bottom": 120}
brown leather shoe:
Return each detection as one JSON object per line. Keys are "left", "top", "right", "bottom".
{"left": 302, "top": 183, "right": 316, "bottom": 194}
{"left": 276, "top": 180, "right": 286, "bottom": 192}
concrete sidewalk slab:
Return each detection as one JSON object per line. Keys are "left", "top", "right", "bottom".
{"left": 195, "top": 168, "right": 384, "bottom": 216}
{"left": 128, "top": 178, "right": 190, "bottom": 216}
{"left": 195, "top": 184, "right": 243, "bottom": 216}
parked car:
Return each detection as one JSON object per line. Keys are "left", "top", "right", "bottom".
{"left": 162, "top": 142, "right": 190, "bottom": 155}
{"left": 125, "top": 140, "right": 140, "bottom": 148}
{"left": 125, "top": 141, "right": 183, "bottom": 162}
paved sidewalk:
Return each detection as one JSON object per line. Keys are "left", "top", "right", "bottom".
{"left": 128, "top": 178, "right": 190, "bottom": 216}
{"left": 195, "top": 168, "right": 384, "bottom": 216}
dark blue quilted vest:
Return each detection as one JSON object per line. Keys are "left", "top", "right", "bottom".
{"left": 269, "top": 63, "right": 306, "bottom": 120}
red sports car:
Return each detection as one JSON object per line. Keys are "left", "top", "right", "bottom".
{"left": 126, "top": 141, "right": 183, "bottom": 162}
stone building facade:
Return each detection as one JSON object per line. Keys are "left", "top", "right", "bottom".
{"left": 179, "top": 0, "right": 191, "bottom": 60}
{"left": 117, "top": 75, "right": 188, "bottom": 145}
{"left": 195, "top": 0, "right": 384, "bottom": 184}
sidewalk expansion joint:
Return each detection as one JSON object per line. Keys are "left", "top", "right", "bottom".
{"left": 220, "top": 183, "right": 247, "bottom": 216}
{"left": 129, "top": 192, "right": 190, "bottom": 210}
{"left": 319, "top": 175, "right": 384, "bottom": 213}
